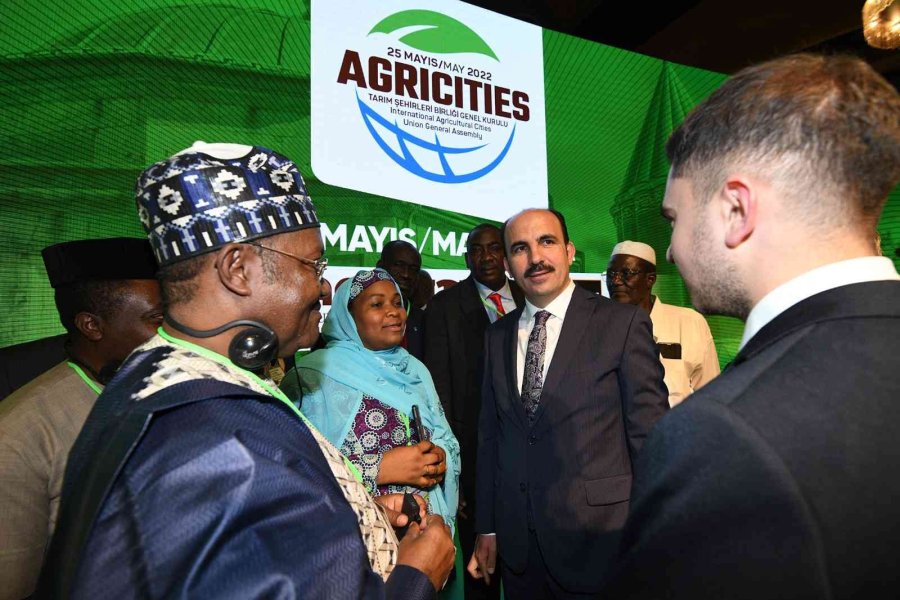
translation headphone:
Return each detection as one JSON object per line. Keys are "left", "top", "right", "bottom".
{"left": 165, "top": 315, "right": 279, "bottom": 371}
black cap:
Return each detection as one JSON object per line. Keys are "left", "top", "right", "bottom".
{"left": 41, "top": 238, "right": 158, "bottom": 288}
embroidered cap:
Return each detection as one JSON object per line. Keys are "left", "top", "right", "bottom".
{"left": 135, "top": 141, "right": 320, "bottom": 266}
{"left": 347, "top": 268, "right": 398, "bottom": 305}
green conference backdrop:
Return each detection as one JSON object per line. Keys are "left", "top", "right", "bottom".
{"left": 1, "top": 0, "right": 898, "bottom": 367}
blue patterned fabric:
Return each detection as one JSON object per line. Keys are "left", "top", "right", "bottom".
{"left": 135, "top": 144, "right": 319, "bottom": 266}
{"left": 39, "top": 347, "right": 434, "bottom": 599}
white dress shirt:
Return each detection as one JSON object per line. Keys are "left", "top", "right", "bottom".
{"left": 474, "top": 279, "right": 517, "bottom": 324}
{"left": 740, "top": 256, "right": 899, "bottom": 350}
{"left": 516, "top": 281, "right": 577, "bottom": 394}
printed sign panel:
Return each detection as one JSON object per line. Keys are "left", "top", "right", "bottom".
{"left": 311, "top": 0, "right": 547, "bottom": 221}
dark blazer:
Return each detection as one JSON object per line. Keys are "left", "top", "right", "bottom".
{"left": 424, "top": 276, "right": 525, "bottom": 506}
{"left": 405, "top": 303, "right": 426, "bottom": 361}
{"left": 603, "top": 280, "right": 900, "bottom": 600}
{"left": 476, "top": 285, "right": 669, "bottom": 593}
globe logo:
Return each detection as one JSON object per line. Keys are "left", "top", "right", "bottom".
{"left": 360, "top": 10, "right": 516, "bottom": 184}
{"left": 357, "top": 92, "right": 516, "bottom": 184}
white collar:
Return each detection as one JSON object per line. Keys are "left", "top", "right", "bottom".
{"left": 740, "top": 256, "right": 899, "bottom": 350}
{"left": 474, "top": 278, "right": 513, "bottom": 301}
{"left": 523, "top": 280, "right": 576, "bottom": 321}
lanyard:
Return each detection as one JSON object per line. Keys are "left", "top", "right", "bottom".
{"left": 156, "top": 328, "right": 364, "bottom": 483}
{"left": 66, "top": 361, "right": 103, "bottom": 395}
{"left": 481, "top": 295, "right": 505, "bottom": 316}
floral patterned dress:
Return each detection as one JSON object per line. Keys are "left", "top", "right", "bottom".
{"left": 339, "top": 395, "right": 432, "bottom": 501}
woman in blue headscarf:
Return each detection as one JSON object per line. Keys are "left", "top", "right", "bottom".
{"left": 282, "top": 268, "right": 460, "bottom": 531}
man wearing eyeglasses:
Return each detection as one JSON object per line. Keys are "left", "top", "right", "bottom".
{"left": 37, "top": 143, "right": 455, "bottom": 599}
{"left": 607, "top": 240, "right": 719, "bottom": 406}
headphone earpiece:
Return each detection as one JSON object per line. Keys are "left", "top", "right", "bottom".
{"left": 165, "top": 316, "right": 279, "bottom": 372}
{"left": 228, "top": 325, "right": 278, "bottom": 371}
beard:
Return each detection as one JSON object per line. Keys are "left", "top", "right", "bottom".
{"left": 685, "top": 219, "right": 752, "bottom": 320}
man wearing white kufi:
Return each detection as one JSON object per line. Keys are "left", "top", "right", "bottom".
{"left": 607, "top": 240, "right": 720, "bottom": 406}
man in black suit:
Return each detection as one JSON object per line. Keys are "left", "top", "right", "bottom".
{"left": 378, "top": 240, "right": 425, "bottom": 360}
{"left": 602, "top": 54, "right": 900, "bottom": 599}
{"left": 425, "top": 223, "right": 525, "bottom": 600}
{"left": 468, "top": 209, "right": 669, "bottom": 599}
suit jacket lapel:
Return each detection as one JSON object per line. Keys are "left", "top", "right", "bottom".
{"left": 530, "top": 286, "right": 595, "bottom": 429}
{"left": 461, "top": 276, "right": 490, "bottom": 330}
{"left": 502, "top": 305, "right": 529, "bottom": 428}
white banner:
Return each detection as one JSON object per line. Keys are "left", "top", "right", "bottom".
{"left": 311, "top": 0, "right": 547, "bottom": 221}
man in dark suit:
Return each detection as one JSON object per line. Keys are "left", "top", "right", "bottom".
{"left": 468, "top": 209, "right": 669, "bottom": 599}
{"left": 425, "top": 223, "right": 525, "bottom": 600}
{"left": 378, "top": 240, "right": 425, "bottom": 360}
{"left": 602, "top": 54, "right": 900, "bottom": 599}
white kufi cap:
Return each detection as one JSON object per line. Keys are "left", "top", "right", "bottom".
{"left": 611, "top": 240, "right": 656, "bottom": 265}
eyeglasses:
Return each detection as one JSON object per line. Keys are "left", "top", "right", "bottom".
{"left": 605, "top": 268, "right": 648, "bottom": 282}
{"left": 245, "top": 242, "right": 328, "bottom": 279}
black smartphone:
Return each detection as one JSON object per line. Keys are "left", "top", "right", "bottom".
{"left": 395, "top": 492, "right": 422, "bottom": 539}
{"left": 411, "top": 404, "right": 427, "bottom": 442}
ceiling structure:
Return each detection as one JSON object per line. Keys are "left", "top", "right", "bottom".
{"left": 465, "top": 0, "right": 900, "bottom": 88}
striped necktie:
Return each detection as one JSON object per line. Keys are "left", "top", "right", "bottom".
{"left": 487, "top": 292, "right": 506, "bottom": 318}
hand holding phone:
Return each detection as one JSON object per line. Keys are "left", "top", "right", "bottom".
{"left": 396, "top": 492, "right": 423, "bottom": 538}
{"left": 411, "top": 404, "right": 428, "bottom": 442}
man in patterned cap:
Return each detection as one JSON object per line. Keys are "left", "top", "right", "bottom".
{"left": 37, "top": 143, "right": 455, "bottom": 599}
{"left": 0, "top": 237, "right": 161, "bottom": 600}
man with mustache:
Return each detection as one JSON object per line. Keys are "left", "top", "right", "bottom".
{"left": 425, "top": 223, "right": 525, "bottom": 600}
{"left": 468, "top": 209, "right": 668, "bottom": 599}
{"left": 606, "top": 240, "right": 719, "bottom": 406}
{"left": 37, "top": 143, "right": 455, "bottom": 599}
{"left": 0, "top": 237, "right": 161, "bottom": 600}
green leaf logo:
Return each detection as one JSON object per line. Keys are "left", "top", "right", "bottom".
{"left": 369, "top": 10, "right": 498, "bottom": 61}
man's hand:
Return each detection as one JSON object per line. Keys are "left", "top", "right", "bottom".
{"left": 467, "top": 534, "right": 497, "bottom": 585}
{"left": 397, "top": 515, "right": 456, "bottom": 591}
{"left": 379, "top": 441, "right": 448, "bottom": 488}
{"left": 374, "top": 493, "right": 427, "bottom": 529}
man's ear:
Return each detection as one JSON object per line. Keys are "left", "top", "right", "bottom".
{"left": 566, "top": 241, "right": 576, "bottom": 264}
{"left": 647, "top": 272, "right": 657, "bottom": 287}
{"left": 721, "top": 178, "right": 757, "bottom": 249}
{"left": 74, "top": 312, "right": 103, "bottom": 342}
{"left": 215, "top": 243, "right": 254, "bottom": 297}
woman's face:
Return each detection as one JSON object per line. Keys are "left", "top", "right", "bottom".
{"left": 350, "top": 280, "right": 407, "bottom": 351}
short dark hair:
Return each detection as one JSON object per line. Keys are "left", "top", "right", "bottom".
{"left": 501, "top": 208, "right": 570, "bottom": 250}
{"left": 157, "top": 244, "right": 280, "bottom": 308}
{"left": 379, "top": 239, "right": 420, "bottom": 263}
{"left": 466, "top": 223, "right": 502, "bottom": 251}
{"left": 667, "top": 54, "right": 900, "bottom": 224}
{"left": 54, "top": 280, "right": 131, "bottom": 334}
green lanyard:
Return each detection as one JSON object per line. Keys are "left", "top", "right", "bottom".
{"left": 156, "top": 328, "right": 364, "bottom": 483}
{"left": 66, "top": 361, "right": 103, "bottom": 395}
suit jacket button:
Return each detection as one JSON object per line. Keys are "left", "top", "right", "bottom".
{"left": 528, "top": 435, "right": 537, "bottom": 445}
{"left": 519, "top": 483, "right": 527, "bottom": 492}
